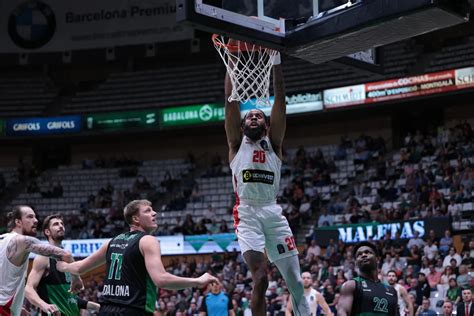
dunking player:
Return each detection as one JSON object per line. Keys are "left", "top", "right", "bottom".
{"left": 0, "top": 206, "right": 75, "bottom": 316}
{"left": 337, "top": 241, "right": 398, "bottom": 316}
{"left": 25, "top": 214, "right": 100, "bottom": 315}
{"left": 57, "top": 200, "right": 218, "bottom": 316}
{"left": 225, "top": 55, "right": 310, "bottom": 316}
{"left": 386, "top": 270, "right": 414, "bottom": 316}
{"left": 285, "top": 272, "right": 334, "bottom": 316}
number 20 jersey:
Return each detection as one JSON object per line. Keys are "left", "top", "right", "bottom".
{"left": 230, "top": 136, "right": 281, "bottom": 205}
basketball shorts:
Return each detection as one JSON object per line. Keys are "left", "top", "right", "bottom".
{"left": 233, "top": 202, "right": 298, "bottom": 263}
{"left": 0, "top": 296, "right": 13, "bottom": 316}
{"left": 98, "top": 304, "right": 153, "bottom": 316}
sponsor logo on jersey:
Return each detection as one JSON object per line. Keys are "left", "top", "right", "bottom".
{"left": 110, "top": 243, "right": 128, "bottom": 250}
{"left": 242, "top": 169, "right": 274, "bottom": 184}
{"left": 260, "top": 139, "right": 269, "bottom": 151}
{"left": 277, "top": 244, "right": 286, "bottom": 254}
{"left": 102, "top": 284, "right": 130, "bottom": 297}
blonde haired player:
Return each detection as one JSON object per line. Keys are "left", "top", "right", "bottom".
{"left": 57, "top": 200, "right": 218, "bottom": 315}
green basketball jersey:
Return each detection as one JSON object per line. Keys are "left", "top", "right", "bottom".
{"left": 37, "top": 258, "right": 86, "bottom": 316}
{"left": 351, "top": 276, "right": 398, "bottom": 316}
{"left": 100, "top": 231, "right": 157, "bottom": 314}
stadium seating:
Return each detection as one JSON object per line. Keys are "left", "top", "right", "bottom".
{"left": 56, "top": 36, "right": 474, "bottom": 114}
{"left": 1, "top": 32, "right": 473, "bottom": 315}
{"left": 8, "top": 159, "right": 191, "bottom": 218}
{"left": 428, "top": 35, "right": 474, "bottom": 71}
{"left": 0, "top": 76, "right": 57, "bottom": 117}
{"left": 3, "top": 124, "right": 471, "bottom": 316}
{"left": 62, "top": 64, "right": 222, "bottom": 114}
{"left": 322, "top": 124, "right": 474, "bottom": 231}
{"left": 0, "top": 167, "right": 19, "bottom": 187}
{"left": 1, "top": 36, "right": 474, "bottom": 118}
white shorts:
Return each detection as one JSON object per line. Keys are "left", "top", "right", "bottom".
{"left": 233, "top": 202, "right": 298, "bottom": 263}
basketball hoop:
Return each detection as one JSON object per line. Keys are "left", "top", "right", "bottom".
{"left": 212, "top": 34, "right": 279, "bottom": 106}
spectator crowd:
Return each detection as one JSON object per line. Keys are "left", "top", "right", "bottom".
{"left": 26, "top": 232, "right": 470, "bottom": 316}
{"left": 4, "top": 121, "right": 473, "bottom": 315}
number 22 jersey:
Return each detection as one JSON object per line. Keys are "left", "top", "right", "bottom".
{"left": 351, "top": 276, "right": 398, "bottom": 316}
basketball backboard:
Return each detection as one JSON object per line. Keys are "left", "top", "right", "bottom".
{"left": 177, "top": 0, "right": 470, "bottom": 65}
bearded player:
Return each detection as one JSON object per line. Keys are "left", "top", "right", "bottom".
{"left": 386, "top": 270, "right": 413, "bottom": 316}
{"left": 25, "top": 214, "right": 100, "bottom": 315}
{"left": 57, "top": 200, "right": 218, "bottom": 316}
{"left": 225, "top": 54, "right": 310, "bottom": 316}
{"left": 0, "top": 206, "right": 75, "bottom": 315}
{"left": 338, "top": 242, "right": 398, "bottom": 316}
{"left": 286, "top": 272, "right": 334, "bottom": 316}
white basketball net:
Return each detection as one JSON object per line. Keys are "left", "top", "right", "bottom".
{"left": 213, "top": 35, "right": 278, "bottom": 106}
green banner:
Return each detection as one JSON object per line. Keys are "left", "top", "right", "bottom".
{"left": 185, "top": 233, "right": 236, "bottom": 252}
{"left": 160, "top": 103, "right": 225, "bottom": 127}
{"left": 0, "top": 119, "right": 4, "bottom": 136}
{"left": 84, "top": 110, "right": 159, "bottom": 131}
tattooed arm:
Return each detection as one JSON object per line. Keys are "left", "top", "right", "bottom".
{"left": 7, "top": 235, "right": 73, "bottom": 266}
{"left": 57, "top": 240, "right": 109, "bottom": 275}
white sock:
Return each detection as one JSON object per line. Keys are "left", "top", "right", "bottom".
{"left": 274, "top": 255, "right": 311, "bottom": 316}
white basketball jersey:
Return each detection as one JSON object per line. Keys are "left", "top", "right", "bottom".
{"left": 394, "top": 284, "right": 406, "bottom": 316}
{"left": 305, "top": 288, "right": 319, "bottom": 316}
{"left": 230, "top": 136, "right": 281, "bottom": 204}
{"left": 0, "top": 232, "right": 28, "bottom": 314}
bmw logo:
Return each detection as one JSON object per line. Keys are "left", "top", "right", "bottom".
{"left": 8, "top": 1, "right": 56, "bottom": 49}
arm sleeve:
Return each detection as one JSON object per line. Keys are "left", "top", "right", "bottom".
{"left": 227, "top": 294, "right": 233, "bottom": 310}
{"left": 76, "top": 296, "right": 88, "bottom": 309}
{"left": 200, "top": 296, "right": 207, "bottom": 312}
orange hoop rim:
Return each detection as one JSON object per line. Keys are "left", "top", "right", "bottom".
{"left": 212, "top": 34, "right": 271, "bottom": 53}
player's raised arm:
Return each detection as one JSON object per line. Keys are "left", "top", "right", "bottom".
{"left": 337, "top": 280, "right": 356, "bottom": 316}
{"left": 140, "top": 235, "right": 218, "bottom": 290}
{"left": 268, "top": 59, "right": 286, "bottom": 157}
{"left": 56, "top": 241, "right": 109, "bottom": 275}
{"left": 225, "top": 72, "right": 243, "bottom": 162}
{"left": 8, "top": 235, "right": 73, "bottom": 264}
